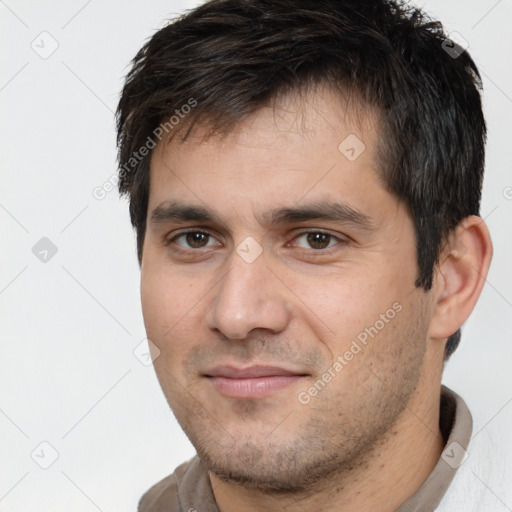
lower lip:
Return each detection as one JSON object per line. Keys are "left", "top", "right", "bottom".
{"left": 207, "top": 375, "right": 304, "bottom": 398}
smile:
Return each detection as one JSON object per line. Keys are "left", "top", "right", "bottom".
{"left": 204, "top": 365, "right": 308, "bottom": 399}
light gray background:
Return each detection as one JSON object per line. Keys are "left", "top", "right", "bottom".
{"left": 1, "top": 1, "right": 511, "bottom": 510}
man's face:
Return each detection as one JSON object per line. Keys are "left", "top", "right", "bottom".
{"left": 141, "top": 87, "right": 433, "bottom": 492}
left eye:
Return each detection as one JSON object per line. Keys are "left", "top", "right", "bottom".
{"left": 291, "top": 231, "right": 340, "bottom": 250}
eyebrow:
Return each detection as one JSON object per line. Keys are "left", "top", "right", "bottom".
{"left": 149, "top": 200, "right": 374, "bottom": 231}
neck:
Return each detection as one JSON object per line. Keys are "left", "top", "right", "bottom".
{"left": 210, "top": 355, "right": 445, "bottom": 512}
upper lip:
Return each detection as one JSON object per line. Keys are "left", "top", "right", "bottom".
{"left": 204, "top": 365, "right": 307, "bottom": 379}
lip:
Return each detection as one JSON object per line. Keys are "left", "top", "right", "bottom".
{"left": 204, "top": 365, "right": 308, "bottom": 399}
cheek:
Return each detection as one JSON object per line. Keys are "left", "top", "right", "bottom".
{"left": 291, "top": 270, "right": 386, "bottom": 330}
{"left": 140, "top": 267, "right": 197, "bottom": 345}
{"left": 286, "top": 267, "right": 409, "bottom": 367}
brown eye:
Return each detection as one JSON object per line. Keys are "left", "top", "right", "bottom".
{"left": 185, "top": 232, "right": 209, "bottom": 248}
{"left": 170, "top": 231, "right": 219, "bottom": 250}
{"left": 293, "top": 231, "right": 340, "bottom": 250}
{"left": 306, "top": 232, "right": 331, "bottom": 249}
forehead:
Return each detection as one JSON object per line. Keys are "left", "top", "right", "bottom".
{"left": 148, "top": 85, "right": 386, "bottom": 215}
{"left": 184, "top": 85, "right": 376, "bottom": 151}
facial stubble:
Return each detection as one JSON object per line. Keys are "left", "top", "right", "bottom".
{"left": 154, "top": 310, "right": 428, "bottom": 497}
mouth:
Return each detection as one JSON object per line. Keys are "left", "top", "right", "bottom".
{"left": 203, "top": 365, "right": 309, "bottom": 399}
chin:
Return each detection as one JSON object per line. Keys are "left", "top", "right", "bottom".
{"left": 194, "top": 434, "right": 356, "bottom": 495}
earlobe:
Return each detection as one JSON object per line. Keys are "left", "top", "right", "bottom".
{"left": 429, "top": 216, "right": 493, "bottom": 341}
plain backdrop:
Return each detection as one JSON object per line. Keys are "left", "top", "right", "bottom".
{"left": 1, "top": 1, "right": 511, "bottom": 510}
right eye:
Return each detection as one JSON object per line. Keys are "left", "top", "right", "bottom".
{"left": 166, "top": 230, "right": 222, "bottom": 250}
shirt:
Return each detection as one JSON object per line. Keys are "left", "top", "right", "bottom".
{"left": 138, "top": 385, "right": 482, "bottom": 512}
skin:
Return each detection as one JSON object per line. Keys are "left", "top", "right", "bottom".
{"left": 140, "top": 85, "right": 493, "bottom": 512}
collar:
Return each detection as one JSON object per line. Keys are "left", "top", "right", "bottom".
{"left": 396, "top": 384, "right": 473, "bottom": 511}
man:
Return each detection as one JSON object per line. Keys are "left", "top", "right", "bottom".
{"left": 116, "top": 1, "right": 497, "bottom": 510}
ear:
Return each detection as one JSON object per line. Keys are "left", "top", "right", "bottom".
{"left": 429, "top": 216, "right": 493, "bottom": 341}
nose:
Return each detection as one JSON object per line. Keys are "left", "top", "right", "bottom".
{"left": 206, "top": 247, "right": 291, "bottom": 340}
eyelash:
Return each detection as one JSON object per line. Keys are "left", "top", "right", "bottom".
{"left": 164, "top": 229, "right": 347, "bottom": 254}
